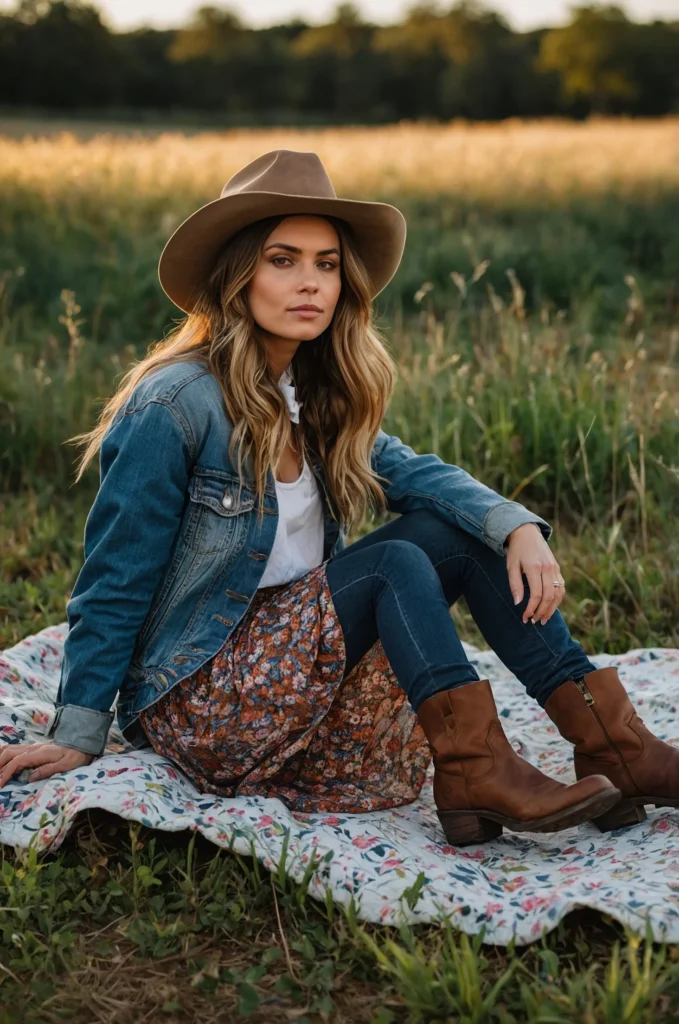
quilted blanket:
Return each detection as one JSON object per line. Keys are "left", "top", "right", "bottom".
{"left": 1, "top": 622, "right": 679, "bottom": 946}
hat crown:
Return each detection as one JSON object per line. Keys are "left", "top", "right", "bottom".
{"left": 220, "top": 150, "right": 337, "bottom": 202}
{"left": 159, "top": 148, "right": 407, "bottom": 313}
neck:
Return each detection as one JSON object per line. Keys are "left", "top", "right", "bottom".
{"left": 259, "top": 332, "right": 300, "bottom": 383}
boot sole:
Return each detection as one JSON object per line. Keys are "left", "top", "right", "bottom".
{"left": 437, "top": 787, "right": 621, "bottom": 846}
{"left": 593, "top": 794, "right": 679, "bottom": 832}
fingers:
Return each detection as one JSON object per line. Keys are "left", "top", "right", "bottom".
{"left": 506, "top": 533, "right": 566, "bottom": 626}
{"left": 522, "top": 564, "right": 544, "bottom": 623}
{"left": 0, "top": 743, "right": 95, "bottom": 787}
{"left": 28, "top": 759, "right": 73, "bottom": 783}
{"left": 532, "top": 575, "right": 557, "bottom": 623}
{"left": 0, "top": 742, "right": 39, "bottom": 768}
{"left": 537, "top": 572, "right": 566, "bottom": 625}
{"left": 520, "top": 562, "right": 565, "bottom": 624}
{"left": 508, "top": 560, "right": 525, "bottom": 608}
{"left": 0, "top": 744, "right": 59, "bottom": 788}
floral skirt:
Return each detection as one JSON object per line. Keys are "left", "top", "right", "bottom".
{"left": 138, "top": 561, "right": 431, "bottom": 813}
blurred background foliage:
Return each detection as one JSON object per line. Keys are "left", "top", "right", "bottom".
{"left": 1, "top": 0, "right": 678, "bottom": 124}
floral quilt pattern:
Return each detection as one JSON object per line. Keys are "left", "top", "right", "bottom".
{"left": 1, "top": 623, "right": 679, "bottom": 946}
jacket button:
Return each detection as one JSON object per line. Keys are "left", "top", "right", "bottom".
{"left": 222, "top": 490, "right": 233, "bottom": 509}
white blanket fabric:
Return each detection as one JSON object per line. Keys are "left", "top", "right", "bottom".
{"left": 1, "top": 623, "right": 678, "bottom": 946}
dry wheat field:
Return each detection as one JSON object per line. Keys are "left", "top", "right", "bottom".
{"left": 3, "top": 117, "right": 679, "bottom": 195}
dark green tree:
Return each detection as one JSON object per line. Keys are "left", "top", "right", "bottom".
{"left": 0, "top": 0, "right": 118, "bottom": 108}
{"left": 289, "top": 3, "right": 390, "bottom": 119}
{"left": 538, "top": 5, "right": 640, "bottom": 114}
{"left": 0, "top": 0, "right": 676, "bottom": 122}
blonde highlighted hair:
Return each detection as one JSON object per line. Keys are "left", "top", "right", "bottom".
{"left": 70, "top": 213, "right": 397, "bottom": 532}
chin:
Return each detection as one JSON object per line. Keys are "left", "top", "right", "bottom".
{"left": 293, "top": 324, "right": 327, "bottom": 339}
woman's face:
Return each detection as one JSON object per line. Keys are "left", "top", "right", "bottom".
{"left": 247, "top": 215, "right": 342, "bottom": 351}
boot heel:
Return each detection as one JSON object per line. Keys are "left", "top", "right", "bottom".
{"left": 437, "top": 810, "right": 503, "bottom": 846}
{"left": 592, "top": 799, "right": 647, "bottom": 832}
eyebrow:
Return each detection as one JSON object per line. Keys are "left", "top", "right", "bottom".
{"left": 264, "top": 242, "right": 340, "bottom": 257}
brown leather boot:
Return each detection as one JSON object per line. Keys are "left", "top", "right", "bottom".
{"left": 544, "top": 666, "right": 679, "bottom": 831}
{"left": 415, "top": 678, "right": 620, "bottom": 847}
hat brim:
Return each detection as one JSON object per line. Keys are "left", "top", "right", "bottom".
{"left": 157, "top": 191, "right": 407, "bottom": 313}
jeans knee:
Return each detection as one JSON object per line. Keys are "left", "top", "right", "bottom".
{"left": 406, "top": 510, "right": 486, "bottom": 554}
{"left": 374, "top": 538, "right": 436, "bottom": 577}
{"left": 402, "top": 508, "right": 468, "bottom": 543}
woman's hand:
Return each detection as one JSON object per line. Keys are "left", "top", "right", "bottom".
{"left": 505, "top": 523, "right": 566, "bottom": 626}
{"left": 0, "top": 742, "right": 94, "bottom": 787}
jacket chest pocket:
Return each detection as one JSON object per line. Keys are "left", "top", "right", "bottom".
{"left": 186, "top": 472, "right": 256, "bottom": 555}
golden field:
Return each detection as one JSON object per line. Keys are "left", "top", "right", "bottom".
{"left": 2, "top": 117, "right": 679, "bottom": 201}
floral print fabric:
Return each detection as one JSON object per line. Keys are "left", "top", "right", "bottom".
{"left": 138, "top": 562, "right": 431, "bottom": 813}
{"left": 2, "top": 619, "right": 679, "bottom": 945}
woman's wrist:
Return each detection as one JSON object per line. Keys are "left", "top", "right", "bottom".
{"left": 504, "top": 522, "right": 543, "bottom": 550}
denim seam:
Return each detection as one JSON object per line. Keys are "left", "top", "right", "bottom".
{"left": 136, "top": 545, "right": 202, "bottom": 652}
{"left": 390, "top": 488, "right": 480, "bottom": 538}
{"left": 536, "top": 648, "right": 598, "bottom": 695}
{"left": 329, "top": 569, "right": 442, "bottom": 696}
{"left": 430, "top": 551, "right": 561, "bottom": 664}
{"left": 124, "top": 397, "right": 196, "bottom": 462}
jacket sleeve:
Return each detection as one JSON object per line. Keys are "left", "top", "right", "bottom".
{"left": 46, "top": 398, "right": 194, "bottom": 756}
{"left": 370, "top": 429, "right": 552, "bottom": 558}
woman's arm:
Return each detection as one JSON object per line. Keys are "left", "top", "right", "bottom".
{"left": 47, "top": 397, "right": 195, "bottom": 756}
{"left": 370, "top": 429, "right": 552, "bottom": 557}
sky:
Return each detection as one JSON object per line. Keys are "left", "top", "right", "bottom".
{"left": 4, "top": 0, "right": 679, "bottom": 31}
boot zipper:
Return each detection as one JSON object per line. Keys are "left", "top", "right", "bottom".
{"left": 573, "top": 675, "right": 639, "bottom": 791}
{"left": 574, "top": 677, "right": 594, "bottom": 705}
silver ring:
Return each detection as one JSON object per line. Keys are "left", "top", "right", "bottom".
{"left": 553, "top": 581, "right": 564, "bottom": 587}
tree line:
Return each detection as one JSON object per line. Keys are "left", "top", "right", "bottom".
{"left": 2, "top": 0, "right": 678, "bottom": 123}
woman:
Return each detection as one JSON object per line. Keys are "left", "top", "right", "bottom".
{"left": 1, "top": 150, "right": 677, "bottom": 847}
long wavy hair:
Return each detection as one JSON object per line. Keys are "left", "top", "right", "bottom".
{"left": 69, "top": 213, "right": 398, "bottom": 533}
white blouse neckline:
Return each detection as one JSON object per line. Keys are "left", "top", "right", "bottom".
{"left": 275, "top": 457, "right": 309, "bottom": 489}
{"left": 278, "top": 366, "right": 302, "bottom": 423}
{"left": 275, "top": 366, "right": 306, "bottom": 487}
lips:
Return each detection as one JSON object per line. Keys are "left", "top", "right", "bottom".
{"left": 289, "top": 306, "right": 322, "bottom": 312}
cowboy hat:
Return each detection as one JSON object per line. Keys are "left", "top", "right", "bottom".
{"left": 157, "top": 148, "right": 407, "bottom": 313}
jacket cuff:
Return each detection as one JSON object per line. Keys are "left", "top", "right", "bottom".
{"left": 45, "top": 704, "right": 114, "bottom": 757}
{"left": 483, "top": 502, "right": 552, "bottom": 557}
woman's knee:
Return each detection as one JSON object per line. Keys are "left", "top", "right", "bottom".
{"left": 372, "top": 537, "right": 438, "bottom": 576}
{"left": 394, "top": 509, "right": 489, "bottom": 559}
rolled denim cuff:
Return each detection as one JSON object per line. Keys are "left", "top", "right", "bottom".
{"left": 483, "top": 502, "right": 552, "bottom": 557}
{"left": 45, "top": 704, "right": 114, "bottom": 757}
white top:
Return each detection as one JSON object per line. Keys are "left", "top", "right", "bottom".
{"left": 257, "top": 367, "right": 325, "bottom": 588}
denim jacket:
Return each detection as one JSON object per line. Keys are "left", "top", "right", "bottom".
{"left": 45, "top": 358, "right": 551, "bottom": 756}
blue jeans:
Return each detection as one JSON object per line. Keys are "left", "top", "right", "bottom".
{"left": 325, "top": 509, "right": 597, "bottom": 712}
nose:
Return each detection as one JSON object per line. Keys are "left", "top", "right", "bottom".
{"left": 296, "top": 260, "right": 321, "bottom": 291}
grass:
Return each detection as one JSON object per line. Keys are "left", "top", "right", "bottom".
{"left": 1, "top": 813, "right": 678, "bottom": 1022}
{"left": 3, "top": 281, "right": 678, "bottom": 654}
{"left": 2, "top": 117, "right": 679, "bottom": 1020}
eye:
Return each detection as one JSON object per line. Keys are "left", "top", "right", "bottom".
{"left": 271, "top": 256, "right": 338, "bottom": 270}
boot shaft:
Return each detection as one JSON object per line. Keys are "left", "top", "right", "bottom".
{"left": 545, "top": 667, "right": 644, "bottom": 767}
{"left": 416, "top": 678, "right": 501, "bottom": 767}
{"left": 415, "top": 677, "right": 618, "bottom": 824}
{"left": 544, "top": 665, "right": 679, "bottom": 802}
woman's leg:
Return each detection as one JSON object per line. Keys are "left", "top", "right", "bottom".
{"left": 325, "top": 533, "right": 482, "bottom": 711}
{"left": 327, "top": 509, "right": 596, "bottom": 708}
{"left": 325, "top": 511, "right": 620, "bottom": 843}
